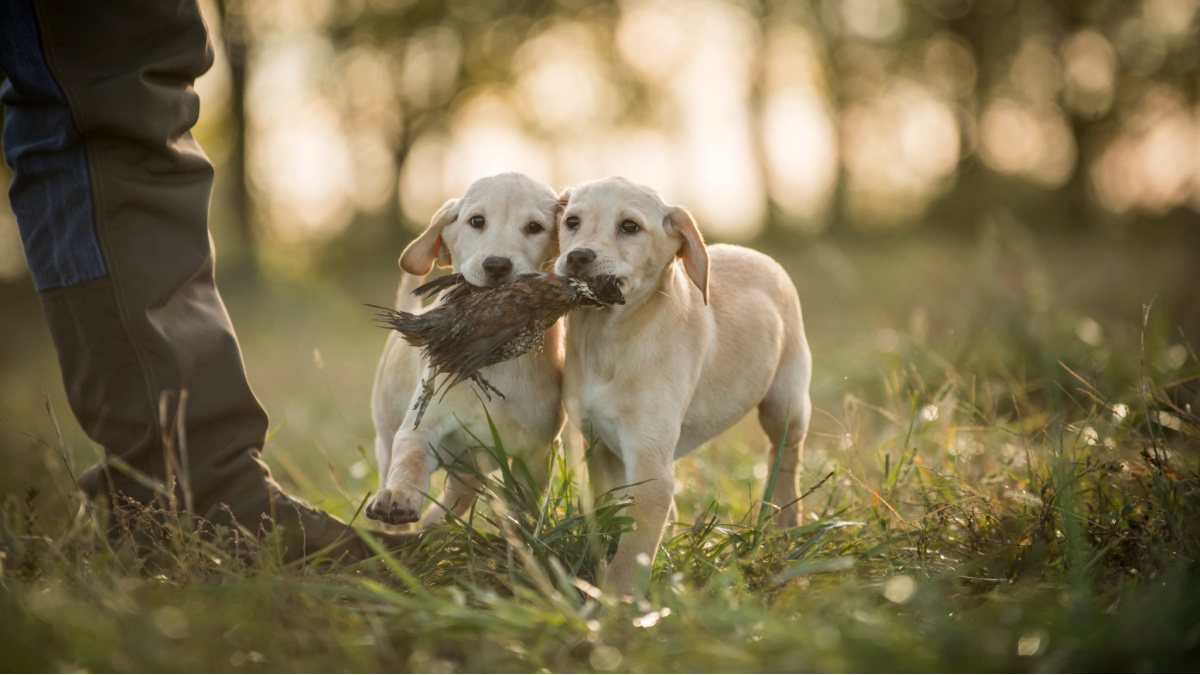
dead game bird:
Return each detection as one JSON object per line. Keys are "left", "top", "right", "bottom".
{"left": 370, "top": 272, "right": 624, "bottom": 428}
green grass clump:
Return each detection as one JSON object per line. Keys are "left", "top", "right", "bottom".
{"left": 2, "top": 233, "right": 1199, "bottom": 671}
{"left": 3, "top": 340, "right": 1198, "bottom": 672}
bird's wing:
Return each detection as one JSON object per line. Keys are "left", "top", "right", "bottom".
{"left": 435, "top": 302, "right": 535, "bottom": 394}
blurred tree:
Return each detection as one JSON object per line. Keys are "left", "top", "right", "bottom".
{"left": 321, "top": 0, "right": 1194, "bottom": 240}
{"left": 217, "top": 0, "right": 257, "bottom": 257}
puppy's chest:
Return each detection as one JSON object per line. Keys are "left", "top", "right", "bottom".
{"left": 578, "top": 377, "right": 625, "bottom": 445}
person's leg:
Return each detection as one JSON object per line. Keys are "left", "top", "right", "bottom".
{"left": 0, "top": 0, "right": 411, "bottom": 557}
{"left": 0, "top": 0, "right": 272, "bottom": 525}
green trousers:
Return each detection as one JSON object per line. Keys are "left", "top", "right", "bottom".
{"left": 1, "top": 0, "right": 272, "bottom": 525}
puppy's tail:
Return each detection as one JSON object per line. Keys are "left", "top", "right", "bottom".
{"left": 395, "top": 272, "right": 426, "bottom": 313}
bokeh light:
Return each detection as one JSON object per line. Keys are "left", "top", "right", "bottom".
{"left": 1090, "top": 86, "right": 1198, "bottom": 215}
{"left": 220, "top": 0, "right": 1200, "bottom": 243}
{"left": 979, "top": 99, "right": 1076, "bottom": 188}
{"left": 842, "top": 82, "right": 960, "bottom": 225}
{"left": 762, "top": 24, "right": 839, "bottom": 230}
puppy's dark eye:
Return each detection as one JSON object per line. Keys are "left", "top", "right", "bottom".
{"left": 469, "top": 215, "right": 485, "bottom": 230}
{"left": 526, "top": 222, "right": 544, "bottom": 235}
{"left": 619, "top": 219, "right": 640, "bottom": 234}
{"left": 564, "top": 216, "right": 580, "bottom": 230}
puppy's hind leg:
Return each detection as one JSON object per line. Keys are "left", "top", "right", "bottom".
{"left": 421, "top": 471, "right": 484, "bottom": 527}
{"left": 587, "top": 440, "right": 627, "bottom": 503}
{"left": 757, "top": 345, "right": 813, "bottom": 530}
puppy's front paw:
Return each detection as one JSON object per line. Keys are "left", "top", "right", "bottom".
{"left": 366, "top": 488, "right": 423, "bottom": 525}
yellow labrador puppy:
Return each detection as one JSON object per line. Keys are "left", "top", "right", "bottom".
{"left": 367, "top": 173, "right": 565, "bottom": 527}
{"left": 555, "top": 176, "right": 812, "bottom": 594}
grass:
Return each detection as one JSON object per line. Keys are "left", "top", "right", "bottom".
{"left": 1, "top": 227, "right": 1199, "bottom": 672}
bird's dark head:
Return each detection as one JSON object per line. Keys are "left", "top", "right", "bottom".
{"left": 570, "top": 274, "right": 625, "bottom": 307}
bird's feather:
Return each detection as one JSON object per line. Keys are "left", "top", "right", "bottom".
{"left": 371, "top": 272, "right": 622, "bottom": 428}
{"left": 412, "top": 273, "right": 475, "bottom": 303}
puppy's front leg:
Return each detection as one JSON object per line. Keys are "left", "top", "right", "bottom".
{"left": 603, "top": 448, "right": 675, "bottom": 597}
{"left": 366, "top": 433, "right": 436, "bottom": 525}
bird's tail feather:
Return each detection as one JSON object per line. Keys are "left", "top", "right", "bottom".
{"left": 367, "top": 305, "right": 429, "bottom": 346}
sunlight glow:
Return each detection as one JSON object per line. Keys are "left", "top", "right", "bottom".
{"left": 1144, "top": 0, "right": 1198, "bottom": 44}
{"left": 398, "top": 133, "right": 451, "bottom": 226}
{"left": 763, "top": 91, "right": 838, "bottom": 226}
{"left": 762, "top": 26, "right": 838, "bottom": 230}
{"left": 247, "top": 0, "right": 335, "bottom": 34}
{"left": 840, "top": 0, "right": 906, "bottom": 42}
{"left": 1090, "top": 87, "right": 1197, "bottom": 215}
{"left": 842, "top": 82, "right": 960, "bottom": 225}
{"left": 1062, "top": 30, "right": 1117, "bottom": 118}
{"left": 241, "top": 6, "right": 405, "bottom": 244}
{"left": 1009, "top": 35, "right": 1062, "bottom": 103}
{"left": 923, "top": 33, "right": 977, "bottom": 98}
{"left": 194, "top": 0, "right": 232, "bottom": 127}
{"left": 666, "top": 0, "right": 765, "bottom": 239}
{"left": 247, "top": 36, "right": 355, "bottom": 243}
{"left": 447, "top": 94, "right": 552, "bottom": 194}
{"left": 220, "top": 0, "right": 1200, "bottom": 247}
{"left": 338, "top": 46, "right": 402, "bottom": 212}
{"left": 616, "top": 0, "right": 688, "bottom": 82}
{"left": 553, "top": 128, "right": 679, "bottom": 202}
{"left": 515, "top": 22, "right": 618, "bottom": 134}
{"left": 400, "top": 25, "right": 461, "bottom": 109}
{"left": 399, "top": 94, "right": 551, "bottom": 227}
{"left": 979, "top": 99, "right": 1076, "bottom": 188}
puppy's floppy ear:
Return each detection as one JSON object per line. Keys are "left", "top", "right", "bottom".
{"left": 400, "top": 198, "right": 458, "bottom": 275}
{"left": 538, "top": 193, "right": 565, "bottom": 271}
{"left": 665, "top": 205, "right": 709, "bottom": 304}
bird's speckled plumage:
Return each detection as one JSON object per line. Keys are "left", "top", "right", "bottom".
{"left": 371, "top": 272, "right": 623, "bottom": 427}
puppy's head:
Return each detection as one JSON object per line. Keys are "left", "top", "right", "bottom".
{"left": 554, "top": 177, "right": 708, "bottom": 305}
{"left": 399, "top": 173, "right": 560, "bottom": 287}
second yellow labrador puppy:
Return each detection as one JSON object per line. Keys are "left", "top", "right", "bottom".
{"left": 555, "top": 176, "right": 812, "bottom": 595}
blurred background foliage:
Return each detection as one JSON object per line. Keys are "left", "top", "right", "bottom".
{"left": 4, "top": 0, "right": 1200, "bottom": 279}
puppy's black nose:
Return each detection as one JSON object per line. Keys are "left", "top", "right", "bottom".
{"left": 565, "top": 249, "right": 596, "bottom": 273}
{"left": 482, "top": 256, "right": 513, "bottom": 281}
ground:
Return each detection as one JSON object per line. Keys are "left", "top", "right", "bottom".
{"left": 1, "top": 225, "right": 1198, "bottom": 672}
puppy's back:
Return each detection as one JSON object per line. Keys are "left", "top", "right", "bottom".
{"left": 706, "top": 244, "right": 802, "bottom": 319}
